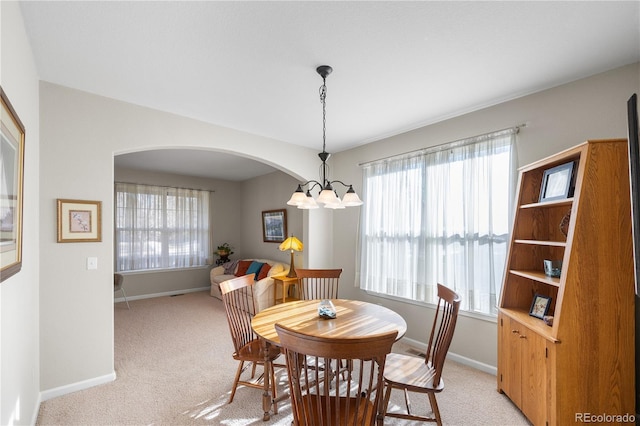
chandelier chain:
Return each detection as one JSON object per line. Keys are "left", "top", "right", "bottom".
{"left": 320, "top": 79, "right": 327, "bottom": 154}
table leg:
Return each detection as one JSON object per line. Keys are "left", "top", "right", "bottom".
{"left": 261, "top": 338, "right": 272, "bottom": 421}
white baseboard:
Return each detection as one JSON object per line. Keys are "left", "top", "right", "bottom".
{"left": 400, "top": 336, "right": 497, "bottom": 376}
{"left": 40, "top": 371, "right": 116, "bottom": 402}
{"left": 115, "top": 286, "right": 210, "bottom": 303}
{"left": 30, "top": 393, "right": 42, "bottom": 426}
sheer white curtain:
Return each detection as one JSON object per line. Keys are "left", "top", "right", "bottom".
{"left": 115, "top": 183, "right": 210, "bottom": 272}
{"left": 359, "top": 129, "right": 517, "bottom": 315}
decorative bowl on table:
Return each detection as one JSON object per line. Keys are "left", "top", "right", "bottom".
{"left": 318, "top": 299, "right": 336, "bottom": 319}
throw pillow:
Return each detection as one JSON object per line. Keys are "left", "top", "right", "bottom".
{"left": 235, "top": 260, "right": 253, "bottom": 277}
{"left": 257, "top": 263, "right": 272, "bottom": 280}
{"left": 223, "top": 259, "right": 239, "bottom": 275}
{"left": 245, "top": 261, "right": 264, "bottom": 279}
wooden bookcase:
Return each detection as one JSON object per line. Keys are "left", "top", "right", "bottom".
{"left": 497, "top": 139, "right": 636, "bottom": 425}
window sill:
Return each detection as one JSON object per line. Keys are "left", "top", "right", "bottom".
{"left": 363, "top": 290, "right": 497, "bottom": 324}
{"left": 117, "top": 265, "right": 210, "bottom": 275}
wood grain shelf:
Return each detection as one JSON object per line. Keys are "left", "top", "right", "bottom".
{"left": 519, "top": 198, "right": 574, "bottom": 209}
{"left": 509, "top": 270, "right": 560, "bottom": 287}
{"left": 513, "top": 239, "right": 566, "bottom": 247}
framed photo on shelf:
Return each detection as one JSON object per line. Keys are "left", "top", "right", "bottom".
{"left": 57, "top": 199, "right": 102, "bottom": 243}
{"left": 0, "top": 87, "right": 26, "bottom": 282}
{"left": 529, "top": 294, "right": 552, "bottom": 319}
{"left": 539, "top": 161, "right": 575, "bottom": 202}
{"left": 262, "top": 209, "right": 287, "bottom": 243}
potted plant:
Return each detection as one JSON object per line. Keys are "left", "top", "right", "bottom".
{"left": 215, "top": 243, "right": 234, "bottom": 265}
{"left": 216, "top": 242, "right": 234, "bottom": 256}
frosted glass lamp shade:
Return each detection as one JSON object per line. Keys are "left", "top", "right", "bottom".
{"left": 325, "top": 197, "right": 345, "bottom": 209}
{"left": 342, "top": 186, "right": 363, "bottom": 206}
{"left": 287, "top": 185, "right": 307, "bottom": 206}
{"left": 317, "top": 188, "right": 340, "bottom": 205}
{"left": 299, "top": 193, "right": 319, "bottom": 209}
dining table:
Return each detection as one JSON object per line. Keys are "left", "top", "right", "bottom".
{"left": 250, "top": 298, "right": 407, "bottom": 421}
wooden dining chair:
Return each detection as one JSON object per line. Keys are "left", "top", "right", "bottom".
{"left": 295, "top": 268, "right": 342, "bottom": 300}
{"left": 220, "top": 274, "right": 282, "bottom": 405}
{"left": 276, "top": 323, "right": 397, "bottom": 426}
{"left": 381, "top": 283, "right": 461, "bottom": 425}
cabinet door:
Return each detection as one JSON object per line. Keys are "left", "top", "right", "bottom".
{"left": 520, "top": 325, "right": 547, "bottom": 426}
{"left": 498, "top": 315, "right": 521, "bottom": 405}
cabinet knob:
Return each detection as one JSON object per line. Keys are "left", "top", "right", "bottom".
{"left": 511, "top": 329, "right": 519, "bottom": 334}
{"left": 519, "top": 334, "right": 527, "bottom": 339}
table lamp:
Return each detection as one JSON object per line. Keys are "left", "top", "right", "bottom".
{"left": 279, "top": 235, "right": 303, "bottom": 278}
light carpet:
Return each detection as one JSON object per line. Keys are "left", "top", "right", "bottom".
{"left": 36, "top": 290, "right": 530, "bottom": 425}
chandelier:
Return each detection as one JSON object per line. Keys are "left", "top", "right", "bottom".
{"left": 287, "top": 65, "right": 363, "bottom": 210}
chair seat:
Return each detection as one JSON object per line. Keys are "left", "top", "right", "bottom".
{"left": 234, "top": 338, "right": 281, "bottom": 363}
{"left": 384, "top": 353, "right": 444, "bottom": 393}
{"left": 299, "top": 395, "right": 375, "bottom": 425}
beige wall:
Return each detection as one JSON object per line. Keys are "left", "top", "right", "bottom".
{"left": 1, "top": 2, "right": 41, "bottom": 424}
{"left": 240, "top": 172, "right": 304, "bottom": 265}
{"left": 38, "top": 81, "right": 319, "bottom": 397}
{"left": 331, "top": 63, "right": 640, "bottom": 369}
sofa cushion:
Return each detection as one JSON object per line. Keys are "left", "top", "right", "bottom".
{"left": 246, "top": 261, "right": 264, "bottom": 279}
{"left": 257, "top": 263, "right": 271, "bottom": 280}
{"left": 235, "top": 260, "right": 253, "bottom": 277}
{"left": 249, "top": 259, "right": 286, "bottom": 277}
{"left": 267, "top": 263, "right": 285, "bottom": 277}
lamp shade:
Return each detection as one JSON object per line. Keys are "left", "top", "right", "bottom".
{"left": 287, "top": 185, "right": 307, "bottom": 206}
{"left": 317, "top": 188, "right": 340, "bottom": 205}
{"left": 299, "top": 191, "right": 319, "bottom": 209}
{"left": 279, "top": 235, "right": 303, "bottom": 252}
{"left": 342, "top": 186, "right": 364, "bottom": 206}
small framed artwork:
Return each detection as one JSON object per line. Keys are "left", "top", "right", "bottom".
{"left": 539, "top": 161, "right": 575, "bottom": 202}
{"left": 529, "top": 294, "right": 552, "bottom": 319}
{"left": 57, "top": 199, "right": 102, "bottom": 243}
{"left": 0, "top": 87, "right": 26, "bottom": 282}
{"left": 262, "top": 209, "right": 287, "bottom": 243}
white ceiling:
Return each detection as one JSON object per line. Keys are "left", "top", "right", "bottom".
{"left": 19, "top": 1, "right": 640, "bottom": 181}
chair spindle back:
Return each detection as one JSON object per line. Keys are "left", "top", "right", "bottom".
{"left": 295, "top": 268, "right": 342, "bottom": 300}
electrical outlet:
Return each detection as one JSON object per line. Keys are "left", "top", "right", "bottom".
{"left": 87, "top": 257, "right": 98, "bottom": 270}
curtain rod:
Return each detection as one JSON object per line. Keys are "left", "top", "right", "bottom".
{"left": 115, "top": 181, "right": 215, "bottom": 193}
{"left": 358, "top": 124, "right": 526, "bottom": 167}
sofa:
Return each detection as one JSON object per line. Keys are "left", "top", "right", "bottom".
{"left": 210, "top": 258, "right": 289, "bottom": 312}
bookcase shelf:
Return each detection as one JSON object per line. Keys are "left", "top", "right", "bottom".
{"left": 513, "top": 239, "right": 566, "bottom": 247}
{"left": 508, "top": 270, "right": 560, "bottom": 287}
{"left": 497, "top": 139, "right": 635, "bottom": 425}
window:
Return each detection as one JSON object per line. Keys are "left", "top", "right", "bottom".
{"left": 115, "top": 183, "right": 210, "bottom": 272}
{"left": 359, "top": 129, "right": 517, "bottom": 316}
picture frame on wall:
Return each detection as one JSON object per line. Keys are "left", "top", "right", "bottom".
{"left": 262, "top": 209, "right": 287, "bottom": 243}
{"left": 539, "top": 161, "right": 575, "bottom": 202}
{"left": 0, "top": 87, "right": 26, "bottom": 283}
{"left": 57, "top": 199, "right": 102, "bottom": 243}
{"left": 529, "top": 294, "right": 552, "bottom": 319}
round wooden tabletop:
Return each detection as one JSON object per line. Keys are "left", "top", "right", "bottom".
{"left": 251, "top": 299, "right": 407, "bottom": 345}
